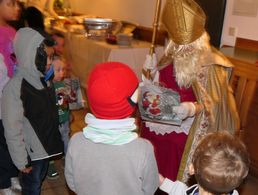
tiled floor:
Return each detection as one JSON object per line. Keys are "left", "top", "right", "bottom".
{"left": 41, "top": 109, "right": 258, "bottom": 195}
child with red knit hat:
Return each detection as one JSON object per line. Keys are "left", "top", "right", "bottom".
{"left": 65, "top": 62, "right": 159, "bottom": 195}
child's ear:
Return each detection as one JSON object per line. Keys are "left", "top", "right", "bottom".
{"left": 188, "top": 163, "right": 195, "bottom": 175}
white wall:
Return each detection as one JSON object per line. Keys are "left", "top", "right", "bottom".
{"left": 221, "top": 0, "right": 258, "bottom": 46}
{"left": 70, "top": 0, "right": 164, "bottom": 27}
{"left": 69, "top": 0, "right": 258, "bottom": 47}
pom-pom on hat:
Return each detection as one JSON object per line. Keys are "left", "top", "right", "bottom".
{"left": 87, "top": 62, "right": 139, "bottom": 119}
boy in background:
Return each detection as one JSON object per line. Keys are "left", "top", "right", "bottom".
{"left": 159, "top": 131, "right": 249, "bottom": 195}
{"left": 2, "top": 27, "right": 63, "bottom": 195}
{"left": 47, "top": 57, "right": 70, "bottom": 179}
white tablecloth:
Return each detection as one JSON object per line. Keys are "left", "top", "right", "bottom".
{"left": 64, "top": 33, "right": 164, "bottom": 89}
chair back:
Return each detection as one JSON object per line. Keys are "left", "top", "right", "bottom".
{"left": 229, "top": 57, "right": 258, "bottom": 137}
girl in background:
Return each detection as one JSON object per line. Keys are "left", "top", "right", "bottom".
{"left": 0, "top": 0, "right": 21, "bottom": 194}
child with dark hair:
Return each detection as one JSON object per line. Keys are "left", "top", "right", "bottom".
{"left": 65, "top": 62, "right": 159, "bottom": 195}
{"left": 159, "top": 131, "right": 249, "bottom": 195}
{"left": 24, "top": 6, "right": 45, "bottom": 31}
{"left": 52, "top": 32, "right": 72, "bottom": 78}
{"left": 52, "top": 32, "right": 65, "bottom": 55}
{"left": 2, "top": 27, "right": 63, "bottom": 195}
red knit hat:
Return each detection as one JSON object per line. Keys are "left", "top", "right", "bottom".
{"left": 87, "top": 62, "right": 139, "bottom": 119}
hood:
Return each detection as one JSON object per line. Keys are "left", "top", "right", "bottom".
{"left": 13, "top": 27, "right": 45, "bottom": 89}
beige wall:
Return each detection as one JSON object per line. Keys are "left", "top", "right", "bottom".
{"left": 69, "top": 0, "right": 258, "bottom": 47}
{"left": 70, "top": 0, "right": 164, "bottom": 27}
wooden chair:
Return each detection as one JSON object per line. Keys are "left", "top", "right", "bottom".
{"left": 229, "top": 57, "right": 258, "bottom": 137}
{"left": 228, "top": 56, "right": 258, "bottom": 176}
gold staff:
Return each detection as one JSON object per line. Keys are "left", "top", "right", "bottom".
{"left": 144, "top": 0, "right": 162, "bottom": 80}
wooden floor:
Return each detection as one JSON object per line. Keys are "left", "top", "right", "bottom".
{"left": 41, "top": 109, "right": 258, "bottom": 195}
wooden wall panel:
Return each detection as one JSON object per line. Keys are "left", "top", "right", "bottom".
{"left": 244, "top": 84, "right": 258, "bottom": 176}
{"left": 236, "top": 38, "right": 258, "bottom": 52}
{"left": 227, "top": 55, "right": 258, "bottom": 177}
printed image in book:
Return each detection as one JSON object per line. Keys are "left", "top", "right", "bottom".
{"left": 139, "top": 81, "right": 182, "bottom": 126}
{"left": 64, "top": 77, "right": 85, "bottom": 110}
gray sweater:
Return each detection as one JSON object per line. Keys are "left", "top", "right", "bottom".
{"left": 65, "top": 132, "right": 159, "bottom": 195}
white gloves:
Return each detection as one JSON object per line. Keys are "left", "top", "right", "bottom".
{"left": 173, "top": 102, "right": 196, "bottom": 120}
{"left": 143, "top": 54, "right": 157, "bottom": 70}
{"left": 142, "top": 54, "right": 159, "bottom": 82}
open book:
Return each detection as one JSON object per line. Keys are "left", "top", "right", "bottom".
{"left": 139, "top": 81, "right": 182, "bottom": 126}
{"left": 64, "top": 77, "right": 85, "bottom": 110}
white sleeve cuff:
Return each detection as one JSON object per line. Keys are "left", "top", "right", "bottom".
{"left": 188, "top": 102, "right": 196, "bottom": 117}
{"left": 159, "top": 178, "right": 174, "bottom": 193}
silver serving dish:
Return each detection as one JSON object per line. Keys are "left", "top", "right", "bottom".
{"left": 84, "top": 18, "right": 114, "bottom": 30}
{"left": 83, "top": 18, "right": 119, "bottom": 38}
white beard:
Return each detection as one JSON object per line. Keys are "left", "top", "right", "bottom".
{"left": 164, "top": 32, "right": 211, "bottom": 88}
{"left": 173, "top": 53, "right": 199, "bottom": 88}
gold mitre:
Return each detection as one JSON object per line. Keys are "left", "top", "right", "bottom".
{"left": 162, "top": 0, "right": 206, "bottom": 45}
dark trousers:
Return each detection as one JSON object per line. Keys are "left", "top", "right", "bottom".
{"left": 0, "top": 120, "right": 19, "bottom": 189}
{"left": 21, "top": 159, "right": 49, "bottom": 195}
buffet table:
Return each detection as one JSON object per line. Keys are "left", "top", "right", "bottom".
{"left": 64, "top": 32, "right": 164, "bottom": 89}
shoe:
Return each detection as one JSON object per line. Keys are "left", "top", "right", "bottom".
{"left": 11, "top": 177, "right": 21, "bottom": 191}
{"left": 0, "top": 187, "right": 21, "bottom": 195}
{"left": 0, "top": 188, "right": 12, "bottom": 195}
{"left": 47, "top": 161, "right": 59, "bottom": 180}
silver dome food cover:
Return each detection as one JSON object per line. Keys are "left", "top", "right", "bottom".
{"left": 83, "top": 18, "right": 121, "bottom": 38}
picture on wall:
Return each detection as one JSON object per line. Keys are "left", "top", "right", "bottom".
{"left": 233, "top": 0, "right": 258, "bottom": 17}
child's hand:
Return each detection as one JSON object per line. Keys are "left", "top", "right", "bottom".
{"left": 21, "top": 167, "right": 32, "bottom": 174}
{"left": 159, "top": 173, "right": 165, "bottom": 185}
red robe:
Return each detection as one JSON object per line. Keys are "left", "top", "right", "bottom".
{"left": 141, "top": 64, "right": 195, "bottom": 181}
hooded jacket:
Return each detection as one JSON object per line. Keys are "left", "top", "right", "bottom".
{"left": 1, "top": 28, "right": 63, "bottom": 170}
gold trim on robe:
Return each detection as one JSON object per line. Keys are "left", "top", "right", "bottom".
{"left": 177, "top": 56, "right": 240, "bottom": 181}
